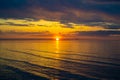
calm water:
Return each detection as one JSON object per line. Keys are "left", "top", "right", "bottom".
{"left": 0, "top": 40, "right": 120, "bottom": 80}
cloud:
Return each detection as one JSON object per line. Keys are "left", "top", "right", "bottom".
{"left": 84, "top": 22, "right": 120, "bottom": 29}
{"left": 0, "top": 18, "right": 35, "bottom": 27}
{"left": 0, "top": 0, "right": 120, "bottom": 23}
{"left": 0, "top": 18, "right": 119, "bottom": 35}
{"left": 0, "top": 22, "right": 30, "bottom": 26}
{"left": 73, "top": 31, "right": 120, "bottom": 36}
{"left": 91, "top": 0, "right": 120, "bottom": 3}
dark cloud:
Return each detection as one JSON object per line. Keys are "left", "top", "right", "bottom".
{"left": 0, "top": 22, "right": 30, "bottom": 26}
{"left": 0, "top": 0, "right": 120, "bottom": 24}
{"left": 91, "top": 0, "right": 120, "bottom": 2}
{"left": 0, "top": 0, "right": 27, "bottom": 9}
{"left": 74, "top": 31, "right": 120, "bottom": 36}
{"left": 105, "top": 25, "right": 120, "bottom": 29}
{"left": 84, "top": 22, "right": 120, "bottom": 29}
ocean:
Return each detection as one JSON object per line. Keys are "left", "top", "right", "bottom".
{"left": 0, "top": 40, "right": 120, "bottom": 80}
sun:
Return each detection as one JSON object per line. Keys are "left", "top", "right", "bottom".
{"left": 56, "top": 37, "right": 59, "bottom": 41}
{"left": 55, "top": 36, "right": 61, "bottom": 41}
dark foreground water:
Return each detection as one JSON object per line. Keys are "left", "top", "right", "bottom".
{"left": 0, "top": 40, "right": 120, "bottom": 80}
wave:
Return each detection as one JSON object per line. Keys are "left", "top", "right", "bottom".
{"left": 1, "top": 48, "right": 120, "bottom": 80}
{"left": 0, "top": 57, "right": 96, "bottom": 80}
{"left": 0, "top": 64, "right": 48, "bottom": 80}
{"left": 29, "top": 49, "right": 120, "bottom": 61}
{"left": 28, "top": 49, "right": 120, "bottom": 67}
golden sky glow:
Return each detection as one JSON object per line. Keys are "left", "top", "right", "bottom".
{"left": 0, "top": 19, "right": 105, "bottom": 33}
{"left": 0, "top": 18, "right": 120, "bottom": 40}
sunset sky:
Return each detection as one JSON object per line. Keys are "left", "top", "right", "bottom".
{"left": 0, "top": 0, "right": 120, "bottom": 39}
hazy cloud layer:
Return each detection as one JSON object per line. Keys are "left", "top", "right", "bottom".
{"left": 0, "top": 0, "right": 120, "bottom": 23}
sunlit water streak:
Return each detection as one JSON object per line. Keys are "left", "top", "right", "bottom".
{"left": 0, "top": 40, "right": 120, "bottom": 80}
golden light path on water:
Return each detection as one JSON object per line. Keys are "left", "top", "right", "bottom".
{"left": 55, "top": 39, "right": 60, "bottom": 58}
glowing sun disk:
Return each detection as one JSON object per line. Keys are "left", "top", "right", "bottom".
{"left": 56, "top": 37, "right": 59, "bottom": 41}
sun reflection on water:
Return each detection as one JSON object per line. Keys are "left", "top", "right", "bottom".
{"left": 55, "top": 40, "right": 60, "bottom": 58}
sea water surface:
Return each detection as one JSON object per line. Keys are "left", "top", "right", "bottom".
{"left": 0, "top": 40, "right": 120, "bottom": 80}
